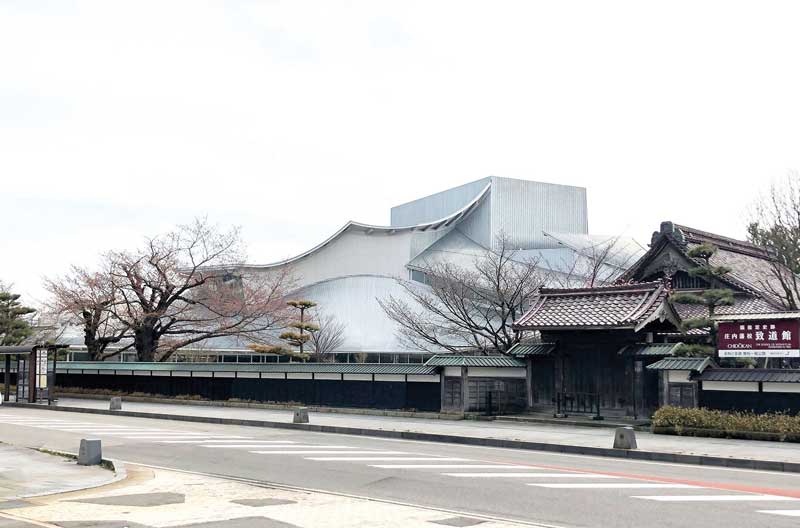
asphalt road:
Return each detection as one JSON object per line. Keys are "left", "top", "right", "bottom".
{"left": 2, "top": 407, "right": 800, "bottom": 528}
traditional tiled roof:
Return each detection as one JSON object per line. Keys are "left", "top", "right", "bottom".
{"left": 697, "top": 368, "right": 800, "bottom": 383}
{"left": 424, "top": 355, "right": 526, "bottom": 367}
{"left": 646, "top": 357, "right": 715, "bottom": 372}
{"left": 507, "top": 343, "right": 556, "bottom": 357}
{"left": 514, "top": 281, "right": 680, "bottom": 331}
{"left": 619, "top": 342, "right": 683, "bottom": 356}
{"left": 619, "top": 222, "right": 786, "bottom": 310}
{"left": 674, "top": 296, "right": 778, "bottom": 320}
{"left": 714, "top": 312, "right": 800, "bottom": 321}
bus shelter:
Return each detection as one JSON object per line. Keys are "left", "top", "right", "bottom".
{"left": 0, "top": 345, "right": 64, "bottom": 404}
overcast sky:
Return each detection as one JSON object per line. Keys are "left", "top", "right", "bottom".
{"left": 2, "top": 1, "right": 799, "bottom": 305}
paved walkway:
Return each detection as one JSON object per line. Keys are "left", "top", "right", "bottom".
{"left": 48, "top": 397, "right": 800, "bottom": 465}
{"left": 3, "top": 461, "right": 521, "bottom": 527}
{"left": 0, "top": 444, "right": 115, "bottom": 501}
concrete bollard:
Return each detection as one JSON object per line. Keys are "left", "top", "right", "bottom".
{"left": 613, "top": 426, "right": 638, "bottom": 450}
{"left": 78, "top": 438, "right": 103, "bottom": 466}
{"left": 109, "top": 397, "right": 122, "bottom": 411}
{"left": 293, "top": 407, "right": 309, "bottom": 424}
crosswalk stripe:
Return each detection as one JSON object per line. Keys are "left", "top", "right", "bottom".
{"left": 371, "top": 464, "right": 530, "bottom": 469}
{"left": 200, "top": 444, "right": 352, "bottom": 449}
{"left": 307, "top": 457, "right": 470, "bottom": 462}
{"left": 251, "top": 451, "right": 410, "bottom": 455}
{"left": 757, "top": 510, "right": 800, "bottom": 516}
{"left": 529, "top": 483, "right": 698, "bottom": 489}
{"left": 633, "top": 495, "right": 798, "bottom": 502}
{"left": 161, "top": 440, "right": 294, "bottom": 444}
{"left": 443, "top": 473, "right": 621, "bottom": 478}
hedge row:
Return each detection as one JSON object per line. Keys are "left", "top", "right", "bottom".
{"left": 652, "top": 406, "right": 800, "bottom": 437}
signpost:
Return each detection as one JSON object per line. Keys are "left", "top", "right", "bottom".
{"left": 718, "top": 319, "right": 800, "bottom": 358}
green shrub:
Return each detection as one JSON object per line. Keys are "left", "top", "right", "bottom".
{"left": 652, "top": 406, "right": 800, "bottom": 436}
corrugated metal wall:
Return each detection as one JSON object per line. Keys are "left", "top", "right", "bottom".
{"left": 490, "top": 177, "right": 588, "bottom": 250}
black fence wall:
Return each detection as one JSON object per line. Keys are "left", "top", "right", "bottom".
{"left": 56, "top": 373, "right": 441, "bottom": 412}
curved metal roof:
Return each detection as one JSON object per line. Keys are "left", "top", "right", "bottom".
{"left": 240, "top": 182, "right": 491, "bottom": 269}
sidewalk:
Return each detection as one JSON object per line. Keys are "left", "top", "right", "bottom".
{"left": 2, "top": 460, "right": 522, "bottom": 527}
{"left": 0, "top": 444, "right": 116, "bottom": 502}
{"left": 24, "top": 397, "right": 800, "bottom": 470}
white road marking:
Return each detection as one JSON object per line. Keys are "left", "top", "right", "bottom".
{"left": 124, "top": 436, "right": 250, "bottom": 440}
{"left": 371, "top": 464, "right": 531, "bottom": 469}
{"left": 251, "top": 451, "right": 411, "bottom": 455}
{"left": 758, "top": 510, "right": 800, "bottom": 516}
{"left": 443, "top": 473, "right": 621, "bottom": 478}
{"left": 200, "top": 444, "right": 353, "bottom": 449}
{"left": 307, "top": 457, "right": 470, "bottom": 462}
{"left": 161, "top": 439, "right": 295, "bottom": 444}
{"left": 529, "top": 483, "right": 699, "bottom": 489}
{"left": 633, "top": 494, "right": 798, "bottom": 502}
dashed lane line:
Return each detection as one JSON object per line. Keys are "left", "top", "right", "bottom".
{"left": 633, "top": 494, "right": 799, "bottom": 502}
{"left": 443, "top": 473, "right": 621, "bottom": 478}
{"left": 161, "top": 439, "right": 292, "bottom": 444}
{"left": 371, "top": 464, "right": 533, "bottom": 469}
{"left": 251, "top": 450, "right": 411, "bottom": 455}
{"left": 202, "top": 444, "right": 355, "bottom": 449}
{"left": 307, "top": 457, "right": 470, "bottom": 462}
{"left": 528, "top": 483, "right": 698, "bottom": 489}
{"left": 757, "top": 510, "right": 800, "bottom": 517}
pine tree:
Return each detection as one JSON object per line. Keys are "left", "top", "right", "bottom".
{"left": 0, "top": 287, "right": 36, "bottom": 346}
{"left": 670, "top": 243, "right": 734, "bottom": 358}
{"left": 249, "top": 300, "right": 319, "bottom": 361}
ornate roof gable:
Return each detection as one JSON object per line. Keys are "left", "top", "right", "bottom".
{"left": 618, "top": 222, "right": 784, "bottom": 309}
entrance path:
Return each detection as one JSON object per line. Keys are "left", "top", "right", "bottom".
{"left": 42, "top": 397, "right": 800, "bottom": 467}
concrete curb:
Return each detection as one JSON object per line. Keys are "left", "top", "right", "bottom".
{"left": 8, "top": 402, "right": 800, "bottom": 474}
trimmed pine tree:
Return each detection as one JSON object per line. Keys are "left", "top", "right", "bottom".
{"left": 670, "top": 243, "right": 734, "bottom": 359}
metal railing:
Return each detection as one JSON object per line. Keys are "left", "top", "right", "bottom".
{"left": 554, "top": 391, "right": 603, "bottom": 420}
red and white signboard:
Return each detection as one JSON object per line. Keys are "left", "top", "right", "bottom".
{"left": 718, "top": 319, "right": 800, "bottom": 358}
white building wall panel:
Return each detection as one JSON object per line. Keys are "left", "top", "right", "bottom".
{"left": 668, "top": 370, "right": 691, "bottom": 383}
{"left": 343, "top": 373, "right": 373, "bottom": 381}
{"left": 762, "top": 382, "right": 800, "bottom": 393}
{"left": 407, "top": 374, "right": 440, "bottom": 383}
{"left": 702, "top": 381, "right": 759, "bottom": 392}
{"left": 287, "top": 373, "right": 313, "bottom": 380}
{"left": 468, "top": 367, "right": 527, "bottom": 378}
{"left": 314, "top": 373, "right": 342, "bottom": 380}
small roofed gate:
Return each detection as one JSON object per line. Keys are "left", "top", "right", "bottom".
{"left": 513, "top": 281, "right": 683, "bottom": 419}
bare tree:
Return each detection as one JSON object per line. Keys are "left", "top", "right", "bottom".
{"left": 748, "top": 172, "right": 800, "bottom": 310}
{"left": 44, "top": 266, "right": 132, "bottom": 360}
{"left": 105, "top": 218, "right": 294, "bottom": 362}
{"left": 379, "top": 236, "right": 546, "bottom": 355}
{"left": 547, "top": 234, "right": 642, "bottom": 288}
{"left": 307, "top": 311, "right": 347, "bottom": 362}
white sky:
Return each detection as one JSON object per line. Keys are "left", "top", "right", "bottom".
{"left": 2, "top": 1, "right": 799, "bottom": 305}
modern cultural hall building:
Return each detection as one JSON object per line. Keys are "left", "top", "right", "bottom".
{"left": 133, "top": 176, "right": 640, "bottom": 364}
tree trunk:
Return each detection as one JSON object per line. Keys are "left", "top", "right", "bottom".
{"left": 134, "top": 319, "right": 159, "bottom": 362}
{"left": 82, "top": 310, "right": 102, "bottom": 361}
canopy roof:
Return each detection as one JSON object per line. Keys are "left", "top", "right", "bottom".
{"left": 646, "top": 357, "right": 715, "bottom": 372}
{"left": 425, "top": 355, "right": 526, "bottom": 367}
